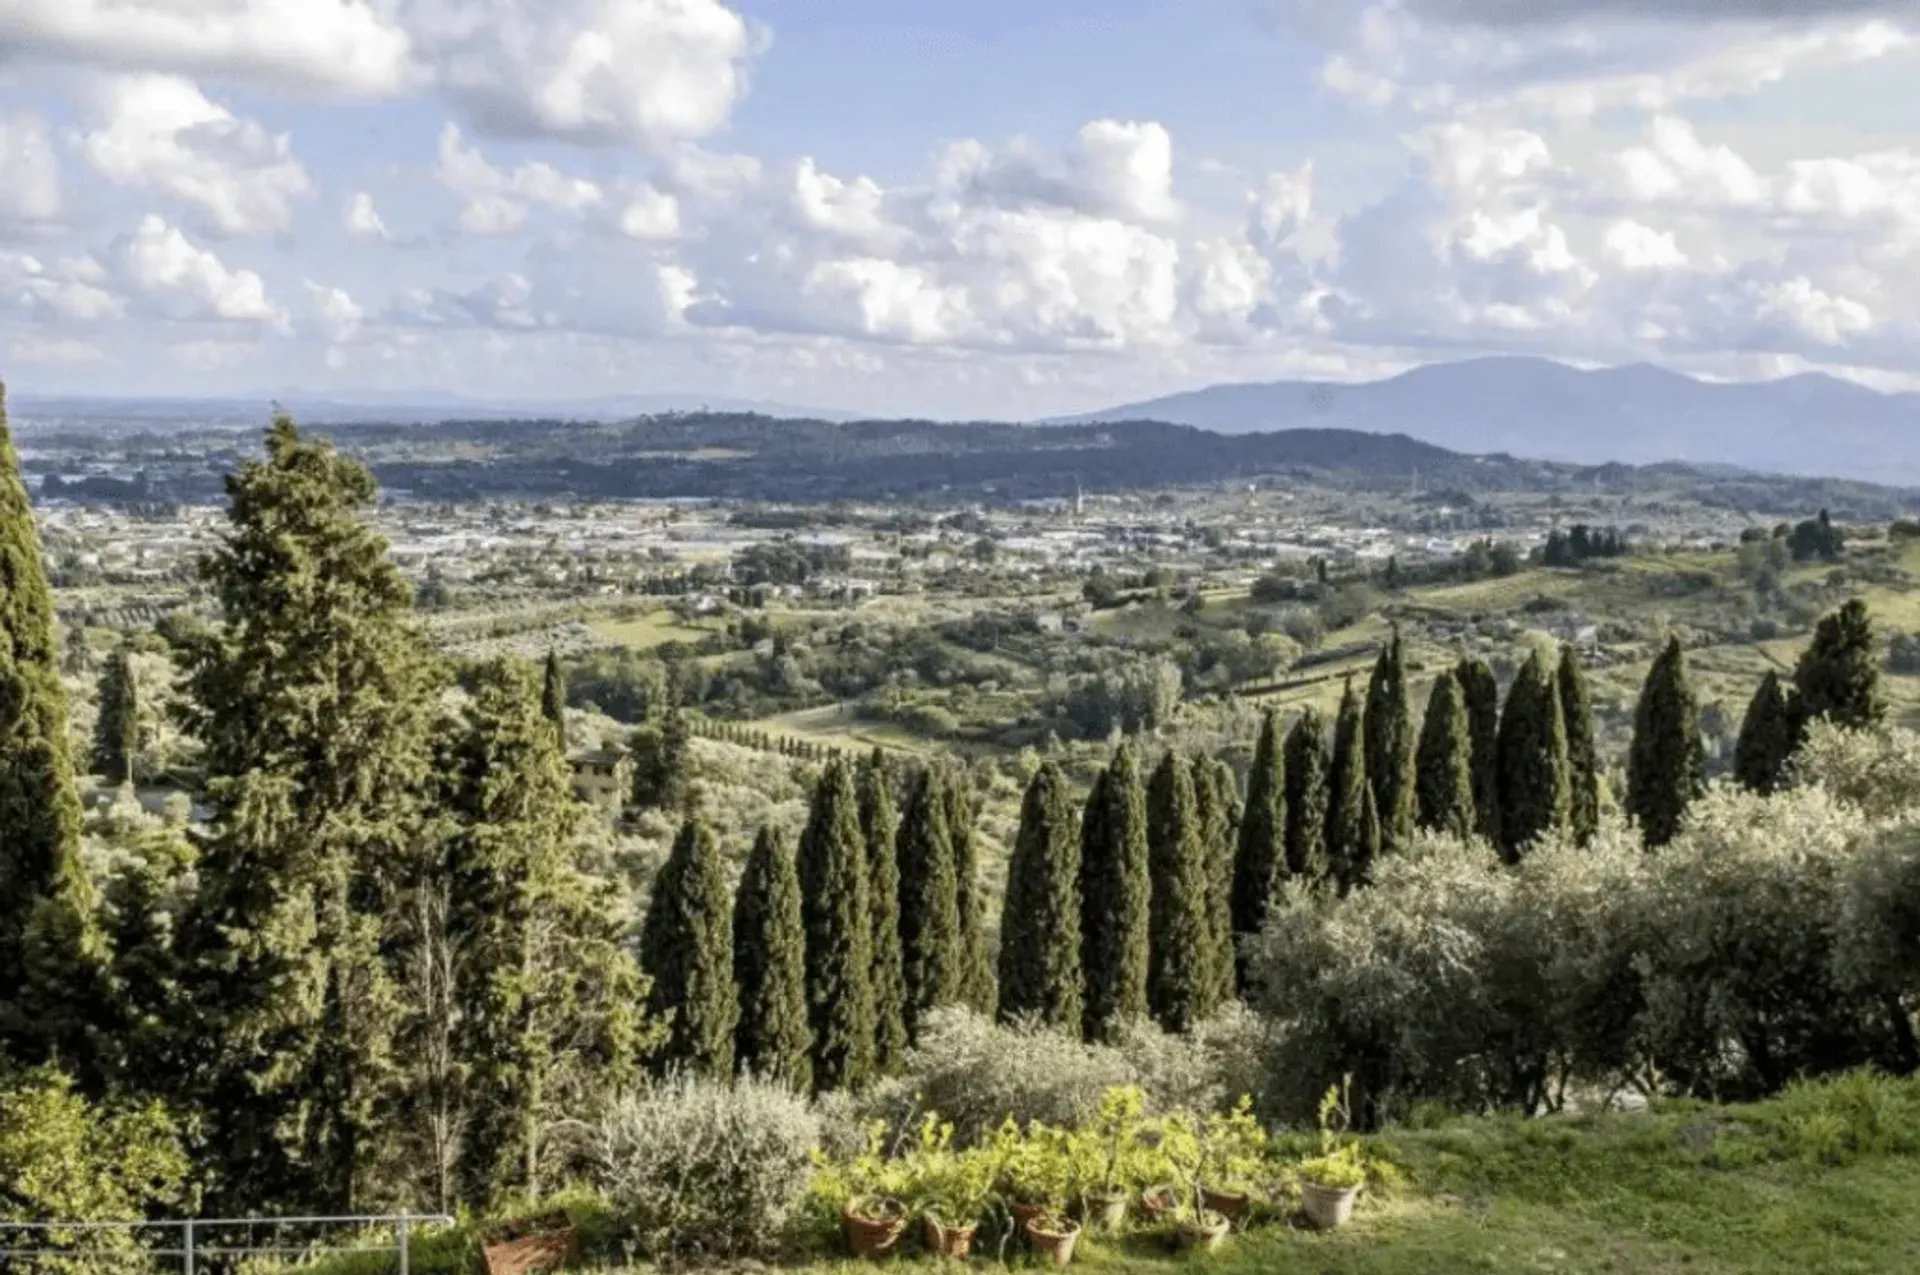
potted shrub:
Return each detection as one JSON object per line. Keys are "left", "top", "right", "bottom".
{"left": 1298, "top": 1080, "right": 1368, "bottom": 1231}
{"left": 1075, "top": 1086, "right": 1143, "bottom": 1231}
{"left": 989, "top": 1119, "right": 1062, "bottom": 1232}
{"left": 1137, "top": 1111, "right": 1195, "bottom": 1222}
{"left": 840, "top": 1123, "right": 912, "bottom": 1259}
{"left": 1198, "top": 1098, "right": 1268, "bottom": 1225}
{"left": 1169, "top": 1201, "right": 1231, "bottom": 1254}
{"left": 908, "top": 1118, "right": 997, "bottom": 1260}
{"left": 1022, "top": 1210, "right": 1082, "bottom": 1267}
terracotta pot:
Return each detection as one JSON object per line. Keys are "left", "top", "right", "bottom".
{"left": 480, "top": 1214, "right": 574, "bottom": 1275}
{"left": 1009, "top": 1200, "right": 1048, "bottom": 1231}
{"left": 844, "top": 1198, "right": 908, "bottom": 1259}
{"left": 922, "top": 1213, "right": 978, "bottom": 1259}
{"left": 1301, "top": 1181, "right": 1361, "bottom": 1231}
{"left": 1080, "top": 1189, "right": 1128, "bottom": 1231}
{"left": 1139, "top": 1184, "right": 1179, "bottom": 1219}
{"left": 1200, "top": 1184, "right": 1250, "bottom": 1223}
{"left": 1173, "top": 1210, "right": 1230, "bottom": 1254}
{"left": 1023, "top": 1215, "right": 1081, "bottom": 1268}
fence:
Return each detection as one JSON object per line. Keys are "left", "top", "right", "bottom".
{"left": 0, "top": 1212, "right": 456, "bottom": 1274}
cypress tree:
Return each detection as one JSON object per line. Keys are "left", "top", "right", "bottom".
{"left": 1734, "top": 671, "right": 1797, "bottom": 796}
{"left": 172, "top": 415, "right": 439, "bottom": 1211}
{"left": 1496, "top": 649, "right": 1571, "bottom": 861}
{"left": 1363, "top": 629, "right": 1416, "bottom": 853}
{"left": 541, "top": 646, "right": 567, "bottom": 751}
{"left": 997, "top": 762, "right": 1083, "bottom": 1029}
{"left": 1192, "top": 756, "right": 1240, "bottom": 1007}
{"left": 1627, "top": 637, "right": 1706, "bottom": 848}
{"left": 1557, "top": 647, "right": 1601, "bottom": 846}
{"left": 797, "top": 756, "right": 875, "bottom": 1092}
{"left": 1414, "top": 671, "right": 1476, "bottom": 839}
{"left": 0, "top": 383, "right": 105, "bottom": 1081}
{"left": 1281, "top": 710, "right": 1330, "bottom": 883}
{"left": 1231, "top": 712, "right": 1286, "bottom": 994}
{"left": 896, "top": 769, "right": 961, "bottom": 1041}
{"left": 1455, "top": 657, "right": 1503, "bottom": 847}
{"left": 732, "top": 826, "right": 810, "bottom": 1090}
{"left": 859, "top": 751, "right": 908, "bottom": 1072}
{"left": 1146, "top": 752, "right": 1213, "bottom": 1032}
{"left": 641, "top": 811, "right": 738, "bottom": 1078}
{"left": 1794, "top": 599, "right": 1885, "bottom": 730}
{"left": 945, "top": 774, "right": 996, "bottom": 1018}
{"left": 1327, "top": 681, "right": 1374, "bottom": 891}
{"left": 1079, "top": 742, "right": 1151, "bottom": 1040}
{"left": 92, "top": 646, "right": 141, "bottom": 787}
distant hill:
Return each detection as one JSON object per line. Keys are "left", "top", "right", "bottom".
{"left": 1056, "top": 357, "right": 1920, "bottom": 485}
{"left": 9, "top": 391, "right": 861, "bottom": 429}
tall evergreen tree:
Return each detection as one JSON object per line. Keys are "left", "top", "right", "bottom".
{"left": 172, "top": 415, "right": 440, "bottom": 1211}
{"left": 1363, "top": 629, "right": 1417, "bottom": 854}
{"left": 733, "top": 826, "right": 810, "bottom": 1089}
{"left": 1496, "top": 649, "right": 1571, "bottom": 861}
{"left": 1557, "top": 647, "right": 1601, "bottom": 846}
{"left": 1627, "top": 637, "right": 1706, "bottom": 848}
{"left": 797, "top": 756, "right": 875, "bottom": 1092}
{"left": 997, "top": 762, "right": 1083, "bottom": 1029}
{"left": 1231, "top": 712, "right": 1286, "bottom": 994}
{"left": 1794, "top": 599, "right": 1885, "bottom": 730}
{"left": 1079, "top": 742, "right": 1151, "bottom": 1040}
{"left": 1327, "top": 681, "right": 1375, "bottom": 892}
{"left": 641, "top": 811, "right": 738, "bottom": 1078}
{"left": 1192, "top": 756, "right": 1240, "bottom": 1007}
{"left": 1281, "top": 710, "right": 1330, "bottom": 884}
{"left": 1455, "top": 657, "right": 1503, "bottom": 846}
{"left": 944, "top": 774, "right": 996, "bottom": 1018}
{"left": 896, "top": 770, "right": 961, "bottom": 1041}
{"left": 859, "top": 751, "right": 907, "bottom": 1072}
{"left": 541, "top": 647, "right": 568, "bottom": 752}
{"left": 1414, "top": 671, "right": 1476, "bottom": 839}
{"left": 0, "top": 384, "right": 105, "bottom": 1081}
{"left": 1146, "top": 752, "right": 1213, "bottom": 1032}
{"left": 1734, "top": 671, "right": 1797, "bottom": 796}
{"left": 91, "top": 646, "right": 141, "bottom": 787}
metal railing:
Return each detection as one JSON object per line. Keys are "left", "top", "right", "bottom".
{"left": 0, "top": 1211, "right": 457, "bottom": 1274}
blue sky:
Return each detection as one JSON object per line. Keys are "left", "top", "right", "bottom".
{"left": 1, "top": 0, "right": 1917, "bottom": 418}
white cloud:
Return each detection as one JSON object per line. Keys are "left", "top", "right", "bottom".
{"left": 118, "top": 214, "right": 288, "bottom": 328}
{"left": 435, "top": 122, "right": 602, "bottom": 236}
{"left": 346, "top": 191, "right": 390, "bottom": 241}
{"left": 1604, "top": 219, "right": 1688, "bottom": 269}
{"left": 1, "top": 252, "right": 125, "bottom": 321}
{"left": 1615, "top": 116, "right": 1767, "bottom": 207}
{"left": 77, "top": 74, "right": 313, "bottom": 237}
{"left": 305, "top": 281, "right": 365, "bottom": 342}
{"left": 618, "top": 184, "right": 682, "bottom": 240}
{"left": 0, "top": 116, "right": 63, "bottom": 224}
{"left": 937, "top": 119, "right": 1182, "bottom": 223}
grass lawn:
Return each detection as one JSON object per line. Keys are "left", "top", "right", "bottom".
{"left": 590, "top": 610, "right": 718, "bottom": 651}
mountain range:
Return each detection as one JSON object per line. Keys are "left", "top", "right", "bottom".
{"left": 1056, "top": 357, "right": 1920, "bottom": 486}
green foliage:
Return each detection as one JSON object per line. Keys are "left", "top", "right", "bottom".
{"left": 1794, "top": 599, "right": 1886, "bottom": 731}
{"left": 642, "top": 811, "right": 739, "bottom": 1079}
{"left": 1281, "top": 710, "right": 1330, "bottom": 884}
{"left": 945, "top": 775, "right": 997, "bottom": 1019}
{"left": 1231, "top": 713, "right": 1286, "bottom": 995}
{"left": 541, "top": 646, "right": 567, "bottom": 751}
{"left": 1192, "top": 755, "right": 1241, "bottom": 1008}
{"left": 1626, "top": 637, "right": 1706, "bottom": 848}
{"left": 1080, "top": 742, "right": 1152, "bottom": 1041}
{"left": 1147, "top": 752, "right": 1214, "bottom": 1032}
{"left": 1455, "top": 657, "right": 1503, "bottom": 847}
{"left": 1327, "top": 681, "right": 1378, "bottom": 892}
{"left": 733, "top": 826, "right": 813, "bottom": 1090}
{"left": 998, "top": 761, "right": 1084, "bottom": 1031}
{"left": 799, "top": 756, "right": 877, "bottom": 1093}
{"left": 1734, "top": 671, "right": 1797, "bottom": 796}
{"left": 1414, "top": 671, "right": 1476, "bottom": 840}
{"left": 91, "top": 647, "right": 141, "bottom": 786}
{"left": 629, "top": 708, "right": 693, "bottom": 810}
{"left": 1556, "top": 647, "right": 1600, "bottom": 846}
{"left": 859, "top": 752, "right": 908, "bottom": 1073}
{"left": 896, "top": 770, "right": 961, "bottom": 1042}
{"left": 1495, "top": 649, "right": 1570, "bottom": 861}
{"left": 1363, "top": 630, "right": 1417, "bottom": 854}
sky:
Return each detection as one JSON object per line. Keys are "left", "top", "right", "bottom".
{"left": 1, "top": 0, "right": 1919, "bottom": 418}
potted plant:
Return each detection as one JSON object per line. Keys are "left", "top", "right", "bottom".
{"left": 909, "top": 1120, "right": 997, "bottom": 1260}
{"left": 989, "top": 1119, "right": 1061, "bottom": 1232}
{"left": 1137, "top": 1112, "right": 1194, "bottom": 1221}
{"left": 1298, "top": 1079, "right": 1368, "bottom": 1231}
{"left": 1075, "top": 1086, "right": 1143, "bottom": 1231}
{"left": 1198, "top": 1097, "right": 1267, "bottom": 1225}
{"left": 1023, "top": 1210, "right": 1082, "bottom": 1267}
{"left": 1169, "top": 1201, "right": 1231, "bottom": 1254}
{"left": 841, "top": 1122, "right": 912, "bottom": 1259}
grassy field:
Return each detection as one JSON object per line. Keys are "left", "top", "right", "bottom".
{"left": 590, "top": 609, "right": 720, "bottom": 651}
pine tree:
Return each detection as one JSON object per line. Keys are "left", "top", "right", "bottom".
{"left": 1363, "top": 629, "right": 1416, "bottom": 854}
{"left": 896, "top": 770, "right": 961, "bottom": 1041}
{"left": 997, "top": 762, "right": 1083, "bottom": 1029}
{"left": 1627, "top": 637, "right": 1706, "bottom": 848}
{"left": 1192, "top": 756, "right": 1239, "bottom": 1007}
{"left": 1455, "top": 657, "right": 1503, "bottom": 847}
{"left": 641, "top": 811, "right": 738, "bottom": 1078}
{"left": 1496, "top": 649, "right": 1571, "bottom": 861}
{"left": 1281, "top": 710, "right": 1330, "bottom": 883}
{"left": 1794, "top": 599, "right": 1885, "bottom": 730}
{"left": 1079, "top": 742, "right": 1151, "bottom": 1040}
{"left": 1557, "top": 647, "right": 1601, "bottom": 846}
{"left": 1414, "top": 671, "right": 1476, "bottom": 839}
{"left": 541, "top": 647, "right": 568, "bottom": 751}
{"left": 1327, "top": 681, "right": 1375, "bottom": 891}
{"left": 859, "top": 751, "right": 908, "bottom": 1072}
{"left": 172, "top": 415, "right": 439, "bottom": 1211}
{"left": 91, "top": 646, "right": 141, "bottom": 787}
{"left": 1734, "top": 671, "right": 1797, "bottom": 796}
{"left": 1230, "top": 712, "right": 1286, "bottom": 994}
{"left": 945, "top": 773, "right": 996, "bottom": 1018}
{"left": 797, "top": 756, "right": 875, "bottom": 1092}
{"left": 734, "top": 826, "right": 811, "bottom": 1089}
{"left": 1146, "top": 752, "right": 1213, "bottom": 1032}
